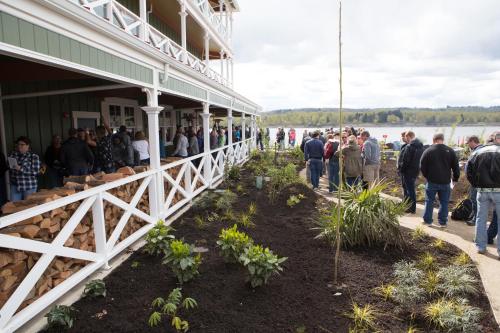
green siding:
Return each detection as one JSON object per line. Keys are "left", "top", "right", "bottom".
{"left": 116, "top": 0, "right": 139, "bottom": 15}
{"left": 209, "top": 92, "right": 231, "bottom": 107}
{"left": 161, "top": 76, "right": 207, "bottom": 101}
{"left": 0, "top": 11, "right": 153, "bottom": 85}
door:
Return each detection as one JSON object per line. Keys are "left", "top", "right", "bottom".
{"left": 73, "top": 111, "right": 101, "bottom": 130}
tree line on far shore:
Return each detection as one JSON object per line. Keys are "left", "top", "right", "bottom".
{"left": 261, "top": 106, "right": 500, "bottom": 127}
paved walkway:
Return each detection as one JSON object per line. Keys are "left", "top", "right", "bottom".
{"left": 300, "top": 169, "right": 500, "bottom": 326}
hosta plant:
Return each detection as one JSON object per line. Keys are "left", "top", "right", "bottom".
{"left": 425, "top": 298, "right": 481, "bottom": 332}
{"left": 163, "top": 239, "right": 202, "bottom": 284}
{"left": 216, "top": 225, "right": 253, "bottom": 263}
{"left": 46, "top": 305, "right": 78, "bottom": 329}
{"left": 436, "top": 265, "right": 478, "bottom": 297}
{"left": 144, "top": 221, "right": 175, "bottom": 256}
{"left": 83, "top": 279, "right": 106, "bottom": 298}
{"left": 148, "top": 288, "right": 197, "bottom": 332}
{"left": 239, "top": 244, "right": 287, "bottom": 288}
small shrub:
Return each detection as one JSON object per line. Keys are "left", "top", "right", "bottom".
{"left": 163, "top": 240, "right": 202, "bottom": 284}
{"left": 453, "top": 252, "right": 472, "bottom": 266}
{"left": 392, "top": 283, "right": 426, "bottom": 311}
{"left": 417, "top": 252, "right": 436, "bottom": 272}
{"left": 373, "top": 283, "right": 394, "bottom": 301}
{"left": 226, "top": 164, "right": 241, "bottom": 182}
{"left": 235, "top": 184, "right": 246, "bottom": 195}
{"left": 46, "top": 305, "right": 78, "bottom": 329}
{"left": 239, "top": 244, "right": 287, "bottom": 288}
{"left": 206, "top": 211, "right": 220, "bottom": 224}
{"left": 267, "top": 163, "right": 302, "bottom": 203}
{"left": 425, "top": 298, "right": 481, "bottom": 332}
{"left": 148, "top": 288, "right": 197, "bottom": 332}
{"left": 393, "top": 261, "right": 424, "bottom": 286}
{"left": 432, "top": 239, "right": 446, "bottom": 250}
{"left": 144, "top": 221, "right": 175, "bottom": 256}
{"left": 287, "top": 194, "right": 305, "bottom": 207}
{"left": 216, "top": 225, "right": 253, "bottom": 263}
{"left": 411, "top": 226, "right": 427, "bottom": 241}
{"left": 248, "top": 202, "right": 257, "bottom": 216}
{"left": 422, "top": 271, "right": 440, "bottom": 295}
{"left": 345, "top": 303, "right": 379, "bottom": 333}
{"left": 436, "top": 265, "right": 478, "bottom": 297}
{"left": 222, "top": 209, "right": 237, "bottom": 222}
{"left": 83, "top": 279, "right": 106, "bottom": 298}
{"left": 194, "top": 215, "right": 207, "bottom": 229}
{"left": 239, "top": 212, "right": 255, "bottom": 228}
{"left": 215, "top": 190, "right": 237, "bottom": 211}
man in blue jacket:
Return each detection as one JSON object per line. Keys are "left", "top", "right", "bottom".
{"left": 304, "top": 131, "right": 324, "bottom": 190}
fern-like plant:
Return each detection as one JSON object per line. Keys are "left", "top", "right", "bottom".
{"left": 163, "top": 240, "right": 202, "bottom": 284}
{"left": 83, "top": 279, "right": 106, "bottom": 298}
{"left": 46, "top": 305, "right": 78, "bottom": 329}
{"left": 148, "top": 288, "right": 197, "bottom": 332}
{"left": 144, "top": 221, "right": 175, "bottom": 256}
{"left": 238, "top": 244, "right": 287, "bottom": 288}
{"left": 436, "top": 265, "right": 478, "bottom": 297}
{"left": 216, "top": 225, "right": 253, "bottom": 263}
{"left": 425, "top": 298, "right": 481, "bottom": 332}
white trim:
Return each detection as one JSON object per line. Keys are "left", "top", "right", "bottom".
{"left": 101, "top": 97, "right": 143, "bottom": 131}
{"left": 72, "top": 111, "right": 101, "bottom": 128}
{"left": 1, "top": 84, "right": 130, "bottom": 101}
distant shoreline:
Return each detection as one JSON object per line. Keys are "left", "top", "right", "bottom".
{"left": 265, "top": 123, "right": 500, "bottom": 128}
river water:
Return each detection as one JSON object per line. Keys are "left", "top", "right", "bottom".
{"left": 267, "top": 126, "right": 499, "bottom": 146}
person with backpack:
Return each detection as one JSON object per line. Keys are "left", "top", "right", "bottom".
{"left": 466, "top": 132, "right": 500, "bottom": 256}
{"left": 420, "top": 133, "right": 460, "bottom": 228}
{"left": 8, "top": 136, "right": 41, "bottom": 201}
{"left": 324, "top": 133, "right": 340, "bottom": 193}
{"left": 465, "top": 135, "right": 484, "bottom": 226}
{"left": 397, "top": 131, "right": 424, "bottom": 214}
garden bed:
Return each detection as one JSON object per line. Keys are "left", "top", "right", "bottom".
{"left": 41, "top": 158, "right": 497, "bottom": 333}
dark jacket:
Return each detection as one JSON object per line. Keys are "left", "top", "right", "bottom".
{"left": 61, "top": 137, "right": 94, "bottom": 170}
{"left": 300, "top": 136, "right": 311, "bottom": 153}
{"left": 304, "top": 138, "right": 324, "bottom": 161}
{"left": 398, "top": 138, "right": 424, "bottom": 178}
{"left": 420, "top": 143, "right": 460, "bottom": 184}
{"left": 466, "top": 144, "right": 500, "bottom": 188}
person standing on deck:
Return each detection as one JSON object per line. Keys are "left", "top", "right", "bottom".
{"left": 304, "top": 131, "right": 324, "bottom": 190}
{"left": 173, "top": 128, "right": 189, "bottom": 158}
{"left": 397, "top": 131, "right": 424, "bottom": 214}
{"left": 466, "top": 132, "right": 500, "bottom": 256}
{"left": 94, "top": 124, "right": 115, "bottom": 174}
{"left": 44, "top": 135, "right": 64, "bottom": 188}
{"left": 61, "top": 128, "right": 94, "bottom": 176}
{"left": 8, "top": 136, "right": 41, "bottom": 201}
{"left": 420, "top": 133, "right": 460, "bottom": 228}
{"left": 465, "top": 135, "right": 484, "bottom": 226}
{"left": 132, "top": 131, "right": 150, "bottom": 165}
{"left": 360, "top": 131, "right": 381, "bottom": 188}
{"left": 117, "top": 125, "right": 134, "bottom": 166}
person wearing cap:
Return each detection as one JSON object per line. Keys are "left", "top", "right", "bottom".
{"left": 304, "top": 131, "right": 324, "bottom": 190}
{"left": 465, "top": 135, "right": 484, "bottom": 226}
{"left": 466, "top": 132, "right": 500, "bottom": 256}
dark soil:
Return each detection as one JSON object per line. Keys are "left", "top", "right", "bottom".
{"left": 380, "top": 159, "right": 470, "bottom": 210}
{"left": 42, "top": 163, "right": 498, "bottom": 333}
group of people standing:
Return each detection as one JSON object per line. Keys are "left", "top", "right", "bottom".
{"left": 275, "top": 128, "right": 297, "bottom": 150}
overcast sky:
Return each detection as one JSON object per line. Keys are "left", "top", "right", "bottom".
{"left": 231, "top": 0, "right": 500, "bottom": 110}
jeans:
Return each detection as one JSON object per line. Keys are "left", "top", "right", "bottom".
{"left": 10, "top": 185, "right": 36, "bottom": 202}
{"left": 423, "top": 182, "right": 451, "bottom": 225}
{"left": 328, "top": 161, "right": 340, "bottom": 192}
{"left": 488, "top": 211, "right": 498, "bottom": 242}
{"left": 475, "top": 192, "right": 500, "bottom": 253}
{"left": 469, "top": 187, "right": 478, "bottom": 220}
{"left": 402, "top": 174, "right": 417, "bottom": 213}
{"left": 346, "top": 177, "right": 361, "bottom": 187}
{"left": 69, "top": 167, "right": 90, "bottom": 176}
{"left": 309, "top": 158, "right": 323, "bottom": 188}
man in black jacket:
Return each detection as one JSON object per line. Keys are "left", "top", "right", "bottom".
{"left": 466, "top": 132, "right": 500, "bottom": 256}
{"left": 398, "top": 131, "right": 424, "bottom": 214}
{"left": 420, "top": 133, "right": 460, "bottom": 227}
{"left": 465, "top": 135, "right": 484, "bottom": 226}
{"left": 61, "top": 128, "right": 94, "bottom": 176}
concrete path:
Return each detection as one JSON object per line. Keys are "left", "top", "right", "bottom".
{"left": 300, "top": 169, "right": 500, "bottom": 327}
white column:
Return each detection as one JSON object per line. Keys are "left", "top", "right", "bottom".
{"left": 227, "top": 109, "right": 233, "bottom": 147}
{"left": 179, "top": 1, "right": 188, "bottom": 64}
{"left": 250, "top": 115, "right": 256, "bottom": 148}
{"left": 225, "top": 6, "right": 229, "bottom": 41}
{"left": 225, "top": 57, "right": 230, "bottom": 85}
{"left": 230, "top": 58, "right": 234, "bottom": 88}
{"left": 219, "top": 50, "right": 225, "bottom": 79}
{"left": 229, "top": 8, "right": 233, "bottom": 43}
{"left": 139, "top": 0, "right": 147, "bottom": 41}
{"left": 201, "top": 102, "right": 212, "bottom": 184}
{"left": 241, "top": 113, "right": 246, "bottom": 141}
{"left": 204, "top": 33, "right": 210, "bottom": 71}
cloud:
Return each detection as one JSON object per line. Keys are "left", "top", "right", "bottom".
{"left": 231, "top": 0, "right": 500, "bottom": 110}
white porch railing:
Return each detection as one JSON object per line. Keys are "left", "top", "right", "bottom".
{"left": 192, "top": 0, "right": 228, "bottom": 39}
{"left": 0, "top": 139, "right": 251, "bottom": 333}
{"left": 69, "top": 0, "right": 229, "bottom": 87}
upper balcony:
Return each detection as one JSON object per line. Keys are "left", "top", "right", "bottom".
{"left": 70, "top": 0, "right": 236, "bottom": 87}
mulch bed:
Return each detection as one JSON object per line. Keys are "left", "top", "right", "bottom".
{"left": 41, "top": 164, "right": 498, "bottom": 333}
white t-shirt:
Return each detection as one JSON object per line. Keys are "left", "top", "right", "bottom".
{"left": 132, "top": 140, "right": 150, "bottom": 160}
{"left": 173, "top": 135, "right": 189, "bottom": 157}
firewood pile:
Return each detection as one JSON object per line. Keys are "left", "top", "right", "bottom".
{"left": 0, "top": 157, "right": 188, "bottom": 311}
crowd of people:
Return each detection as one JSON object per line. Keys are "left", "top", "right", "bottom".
{"left": 301, "top": 127, "right": 500, "bottom": 258}
{"left": 0, "top": 123, "right": 251, "bottom": 204}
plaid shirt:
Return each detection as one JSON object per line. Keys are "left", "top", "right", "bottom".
{"left": 9, "top": 151, "right": 41, "bottom": 191}
{"left": 96, "top": 134, "right": 114, "bottom": 169}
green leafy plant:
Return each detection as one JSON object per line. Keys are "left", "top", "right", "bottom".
{"left": 163, "top": 240, "right": 202, "bottom": 284}
{"left": 393, "top": 261, "right": 424, "bottom": 286}
{"left": 432, "top": 239, "right": 446, "bottom": 250}
{"left": 425, "top": 298, "right": 481, "bottom": 332}
{"left": 267, "top": 163, "right": 303, "bottom": 203}
{"left": 46, "top": 305, "right": 78, "bottom": 329}
{"left": 286, "top": 194, "right": 305, "bottom": 207}
{"left": 194, "top": 215, "right": 207, "bottom": 229}
{"left": 216, "top": 225, "right": 253, "bottom": 263}
{"left": 391, "top": 261, "right": 426, "bottom": 310}
{"left": 411, "top": 226, "right": 427, "bottom": 241}
{"left": 83, "top": 279, "right": 106, "bottom": 298}
{"left": 417, "top": 252, "right": 436, "bottom": 272}
{"left": 131, "top": 261, "right": 140, "bottom": 268}
{"left": 345, "top": 303, "right": 379, "bottom": 333}
{"left": 238, "top": 212, "right": 255, "bottom": 228}
{"left": 144, "top": 221, "right": 175, "bottom": 256}
{"left": 148, "top": 288, "right": 197, "bottom": 332}
{"left": 436, "top": 265, "right": 478, "bottom": 297}
{"left": 227, "top": 164, "right": 241, "bottom": 182}
{"left": 206, "top": 211, "right": 220, "bottom": 224}
{"left": 316, "top": 181, "right": 406, "bottom": 249}
{"left": 453, "top": 252, "right": 472, "bottom": 266}
{"left": 373, "top": 283, "right": 394, "bottom": 301}
{"left": 238, "top": 244, "right": 287, "bottom": 288}
{"left": 215, "top": 190, "right": 237, "bottom": 211}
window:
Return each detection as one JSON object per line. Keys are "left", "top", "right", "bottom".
{"left": 124, "top": 106, "right": 135, "bottom": 127}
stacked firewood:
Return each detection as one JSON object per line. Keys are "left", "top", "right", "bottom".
{"left": 0, "top": 158, "right": 186, "bottom": 311}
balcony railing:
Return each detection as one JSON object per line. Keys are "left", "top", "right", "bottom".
{"left": 192, "top": 0, "right": 228, "bottom": 39}
{"left": 71, "top": 0, "right": 228, "bottom": 87}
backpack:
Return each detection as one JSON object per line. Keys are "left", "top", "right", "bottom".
{"left": 451, "top": 199, "right": 474, "bottom": 221}
{"left": 324, "top": 141, "right": 339, "bottom": 160}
